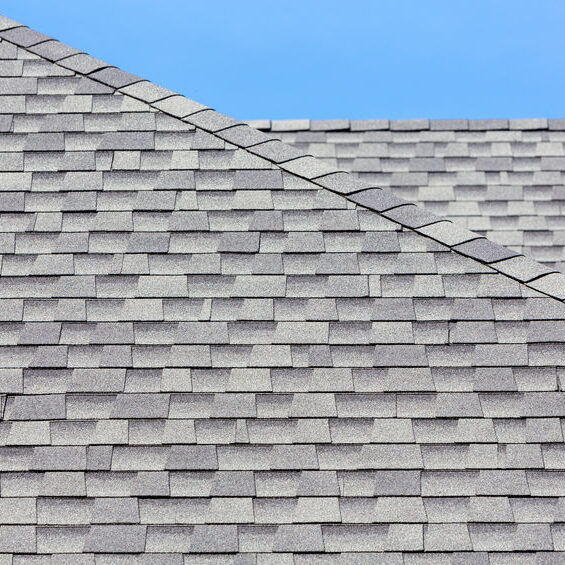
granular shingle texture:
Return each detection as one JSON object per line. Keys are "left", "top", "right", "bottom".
{"left": 253, "top": 118, "right": 565, "bottom": 272}
{"left": 1, "top": 13, "right": 565, "bottom": 562}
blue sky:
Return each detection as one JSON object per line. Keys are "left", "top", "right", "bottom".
{"left": 2, "top": 1, "right": 564, "bottom": 120}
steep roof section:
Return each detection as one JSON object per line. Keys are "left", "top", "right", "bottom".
{"left": 251, "top": 118, "right": 565, "bottom": 273}
{"left": 0, "top": 14, "right": 564, "bottom": 301}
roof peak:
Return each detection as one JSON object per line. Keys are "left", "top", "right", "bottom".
{"left": 1, "top": 12, "right": 564, "bottom": 302}
{"left": 247, "top": 118, "right": 562, "bottom": 132}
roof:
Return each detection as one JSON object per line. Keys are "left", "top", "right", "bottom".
{"left": 252, "top": 118, "right": 565, "bottom": 273}
{"left": 1, "top": 12, "right": 565, "bottom": 562}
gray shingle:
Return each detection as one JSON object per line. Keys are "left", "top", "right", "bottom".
{"left": 120, "top": 80, "right": 176, "bottom": 102}
{"left": 453, "top": 238, "right": 520, "bottom": 264}
{"left": 28, "top": 39, "right": 81, "bottom": 61}
{"left": 391, "top": 120, "right": 429, "bottom": 131}
{"left": 234, "top": 170, "right": 283, "bottom": 189}
{"left": 83, "top": 525, "right": 147, "bottom": 553}
{"left": 216, "top": 124, "right": 274, "bottom": 147}
{"left": 383, "top": 205, "right": 441, "bottom": 229}
{"left": 0, "top": 77, "right": 36, "bottom": 94}
{"left": 272, "top": 524, "right": 325, "bottom": 552}
{"left": 58, "top": 53, "right": 110, "bottom": 74}
{"left": 0, "top": 26, "right": 50, "bottom": 47}
{"left": 249, "top": 139, "right": 305, "bottom": 163}
{"left": 187, "top": 109, "right": 240, "bottom": 132}
{"left": 348, "top": 188, "right": 407, "bottom": 212}
{"left": 468, "top": 119, "right": 509, "bottom": 130}
{"left": 271, "top": 119, "right": 310, "bottom": 131}
{"left": 528, "top": 273, "right": 565, "bottom": 300}
{"left": 4, "top": 394, "right": 65, "bottom": 420}
{"left": 509, "top": 118, "right": 548, "bottom": 130}
{"left": 279, "top": 156, "right": 338, "bottom": 179}
{"left": 153, "top": 95, "right": 208, "bottom": 118}
{"left": 0, "top": 525, "right": 36, "bottom": 552}
{"left": 88, "top": 67, "right": 142, "bottom": 88}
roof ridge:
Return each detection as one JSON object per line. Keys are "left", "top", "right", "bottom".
{"left": 247, "top": 118, "right": 563, "bottom": 132}
{"left": 1, "top": 13, "right": 564, "bottom": 302}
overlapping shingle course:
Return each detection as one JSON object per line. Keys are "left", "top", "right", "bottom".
{"left": 0, "top": 12, "right": 565, "bottom": 562}
{"left": 254, "top": 117, "right": 565, "bottom": 274}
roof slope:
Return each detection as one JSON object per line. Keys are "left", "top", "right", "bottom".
{"left": 253, "top": 118, "right": 565, "bottom": 273}
{"left": 1, "top": 13, "right": 565, "bottom": 562}
{"left": 0, "top": 15, "right": 563, "bottom": 301}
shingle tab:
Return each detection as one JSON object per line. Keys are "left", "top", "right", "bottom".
{"left": 153, "top": 95, "right": 208, "bottom": 118}
{"left": 0, "top": 26, "right": 50, "bottom": 47}
{"left": 89, "top": 67, "right": 142, "bottom": 88}
{"left": 453, "top": 238, "right": 521, "bottom": 264}
{"left": 27, "top": 39, "right": 81, "bottom": 61}
{"left": 58, "top": 53, "right": 110, "bottom": 74}
{"left": 348, "top": 188, "right": 407, "bottom": 212}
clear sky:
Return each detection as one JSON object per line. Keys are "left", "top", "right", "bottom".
{"left": 2, "top": 1, "right": 565, "bottom": 121}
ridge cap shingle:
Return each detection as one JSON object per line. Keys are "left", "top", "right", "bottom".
{"left": 1, "top": 15, "right": 564, "bottom": 302}
{"left": 247, "top": 117, "right": 553, "bottom": 132}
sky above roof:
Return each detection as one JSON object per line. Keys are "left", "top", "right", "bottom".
{"left": 3, "top": 0, "right": 564, "bottom": 121}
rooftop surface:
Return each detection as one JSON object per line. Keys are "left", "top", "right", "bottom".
{"left": 251, "top": 118, "right": 565, "bottom": 273}
{"left": 0, "top": 12, "right": 565, "bottom": 562}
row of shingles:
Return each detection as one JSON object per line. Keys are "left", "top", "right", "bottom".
{"left": 2, "top": 295, "right": 565, "bottom": 321}
{"left": 10, "top": 490, "right": 565, "bottom": 524}
{"left": 2, "top": 412, "right": 565, "bottom": 447}
{"left": 4, "top": 315, "right": 565, "bottom": 345}
{"left": 5, "top": 497, "right": 565, "bottom": 553}
{"left": 266, "top": 124, "right": 565, "bottom": 270}
{"left": 0, "top": 16, "right": 563, "bottom": 304}
{"left": 2, "top": 416, "right": 565, "bottom": 474}
{"left": 2, "top": 363, "right": 564, "bottom": 397}
{"left": 3, "top": 332, "right": 565, "bottom": 369}
{"left": 248, "top": 118, "right": 565, "bottom": 132}
{"left": 1, "top": 522, "right": 564, "bottom": 554}
{"left": 4, "top": 469, "right": 565, "bottom": 498}
{"left": 4, "top": 553, "right": 565, "bottom": 565}
{"left": 4, "top": 467, "right": 565, "bottom": 554}
{"left": 2, "top": 553, "right": 565, "bottom": 565}
{"left": 2, "top": 372, "right": 565, "bottom": 444}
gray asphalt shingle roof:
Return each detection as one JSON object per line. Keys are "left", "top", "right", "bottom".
{"left": 0, "top": 12, "right": 565, "bottom": 562}
{"left": 252, "top": 118, "right": 565, "bottom": 273}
